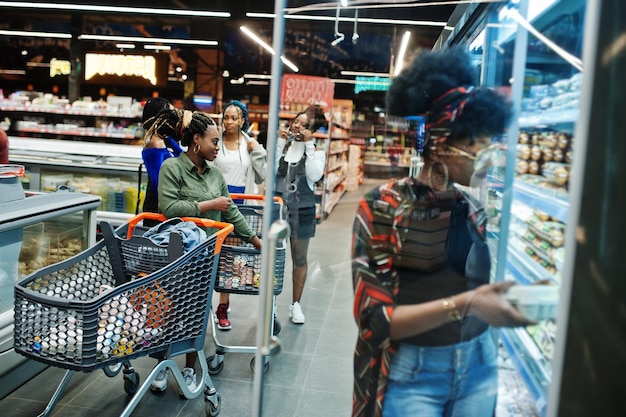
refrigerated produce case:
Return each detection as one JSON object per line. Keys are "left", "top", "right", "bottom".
{"left": 0, "top": 173, "right": 101, "bottom": 398}
{"left": 440, "top": 0, "right": 587, "bottom": 416}
{"left": 8, "top": 137, "right": 146, "bottom": 223}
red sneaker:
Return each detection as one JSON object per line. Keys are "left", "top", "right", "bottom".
{"left": 216, "top": 303, "right": 232, "bottom": 330}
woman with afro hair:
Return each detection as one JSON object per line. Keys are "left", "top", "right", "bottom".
{"left": 351, "top": 46, "right": 534, "bottom": 417}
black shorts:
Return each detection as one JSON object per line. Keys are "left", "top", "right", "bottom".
{"left": 276, "top": 205, "right": 316, "bottom": 239}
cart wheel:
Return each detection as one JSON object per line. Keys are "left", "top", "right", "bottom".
{"left": 205, "top": 392, "right": 221, "bottom": 416}
{"left": 123, "top": 371, "right": 140, "bottom": 395}
{"left": 249, "top": 357, "right": 270, "bottom": 374}
{"left": 273, "top": 317, "right": 282, "bottom": 336}
{"left": 207, "top": 354, "right": 224, "bottom": 375}
{"left": 103, "top": 363, "right": 123, "bottom": 377}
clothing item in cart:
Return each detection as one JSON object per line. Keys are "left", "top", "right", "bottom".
{"left": 143, "top": 217, "right": 207, "bottom": 252}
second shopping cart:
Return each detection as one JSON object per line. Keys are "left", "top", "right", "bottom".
{"left": 207, "top": 194, "right": 286, "bottom": 375}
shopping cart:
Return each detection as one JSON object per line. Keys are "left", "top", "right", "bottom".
{"left": 207, "top": 194, "right": 286, "bottom": 375}
{"left": 13, "top": 212, "right": 233, "bottom": 417}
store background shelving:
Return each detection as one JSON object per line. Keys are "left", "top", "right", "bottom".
{"left": 1, "top": 93, "right": 143, "bottom": 144}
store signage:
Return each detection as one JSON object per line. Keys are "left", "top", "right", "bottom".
{"left": 354, "top": 76, "right": 390, "bottom": 94}
{"left": 84, "top": 53, "right": 158, "bottom": 85}
{"left": 280, "top": 74, "right": 334, "bottom": 112}
{"left": 50, "top": 59, "right": 71, "bottom": 78}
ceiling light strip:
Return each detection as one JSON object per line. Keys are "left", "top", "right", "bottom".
{"left": 144, "top": 45, "right": 172, "bottom": 50}
{"left": 0, "top": 1, "right": 230, "bottom": 18}
{"left": 244, "top": 74, "right": 273, "bottom": 79}
{"left": 0, "top": 29, "right": 71, "bottom": 39}
{"left": 240, "top": 26, "right": 299, "bottom": 73}
{"left": 0, "top": 69, "right": 26, "bottom": 75}
{"left": 246, "top": 12, "right": 446, "bottom": 27}
{"left": 240, "top": 26, "right": 275, "bottom": 54}
{"left": 79, "top": 34, "right": 217, "bottom": 46}
{"left": 246, "top": 80, "right": 270, "bottom": 86}
{"left": 393, "top": 31, "right": 411, "bottom": 76}
{"left": 340, "top": 70, "right": 389, "bottom": 77}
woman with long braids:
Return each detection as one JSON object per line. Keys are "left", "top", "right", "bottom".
{"left": 149, "top": 109, "right": 261, "bottom": 395}
{"left": 275, "top": 106, "right": 326, "bottom": 324}
{"left": 211, "top": 100, "right": 267, "bottom": 329}
{"left": 140, "top": 97, "right": 179, "bottom": 227}
{"left": 351, "top": 46, "right": 535, "bottom": 417}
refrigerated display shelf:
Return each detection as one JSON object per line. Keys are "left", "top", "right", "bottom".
{"left": 518, "top": 108, "right": 579, "bottom": 128}
{"left": 513, "top": 180, "right": 569, "bottom": 223}
{"left": 508, "top": 239, "right": 560, "bottom": 285}
{"left": 500, "top": 327, "right": 551, "bottom": 417}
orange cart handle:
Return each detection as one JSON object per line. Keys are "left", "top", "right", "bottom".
{"left": 123, "top": 212, "right": 234, "bottom": 254}
{"left": 229, "top": 193, "right": 284, "bottom": 206}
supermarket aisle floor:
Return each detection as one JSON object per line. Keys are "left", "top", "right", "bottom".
{"left": 2, "top": 178, "right": 385, "bottom": 417}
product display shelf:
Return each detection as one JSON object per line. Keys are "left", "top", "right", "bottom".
{"left": 513, "top": 181, "right": 569, "bottom": 223}
{"left": 1, "top": 96, "right": 143, "bottom": 143}
{"left": 500, "top": 327, "right": 551, "bottom": 416}
{"left": 443, "top": 0, "right": 586, "bottom": 415}
{"left": 501, "top": 0, "right": 581, "bottom": 413}
{"left": 345, "top": 143, "right": 364, "bottom": 192}
{"left": 518, "top": 108, "right": 579, "bottom": 129}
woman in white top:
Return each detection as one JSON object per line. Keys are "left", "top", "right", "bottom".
{"left": 212, "top": 100, "right": 267, "bottom": 330}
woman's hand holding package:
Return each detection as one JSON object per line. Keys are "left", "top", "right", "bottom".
{"left": 466, "top": 281, "right": 537, "bottom": 327}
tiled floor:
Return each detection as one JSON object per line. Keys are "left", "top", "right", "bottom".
{"left": 2, "top": 179, "right": 383, "bottom": 417}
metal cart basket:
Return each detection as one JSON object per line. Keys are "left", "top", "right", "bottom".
{"left": 208, "top": 194, "right": 286, "bottom": 375}
{"left": 13, "top": 212, "right": 233, "bottom": 417}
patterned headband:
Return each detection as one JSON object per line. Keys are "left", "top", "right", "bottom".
{"left": 425, "top": 86, "right": 475, "bottom": 132}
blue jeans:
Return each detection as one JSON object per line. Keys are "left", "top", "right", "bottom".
{"left": 227, "top": 184, "right": 245, "bottom": 205}
{"left": 383, "top": 330, "right": 498, "bottom": 417}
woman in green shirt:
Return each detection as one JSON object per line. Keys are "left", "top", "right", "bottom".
{"left": 152, "top": 108, "right": 261, "bottom": 395}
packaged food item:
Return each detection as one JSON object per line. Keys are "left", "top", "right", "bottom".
{"left": 505, "top": 284, "right": 559, "bottom": 321}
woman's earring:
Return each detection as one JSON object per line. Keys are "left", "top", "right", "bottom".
{"left": 194, "top": 143, "right": 200, "bottom": 154}
{"left": 427, "top": 161, "right": 449, "bottom": 189}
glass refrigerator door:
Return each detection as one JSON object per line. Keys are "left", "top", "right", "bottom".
{"left": 477, "top": 0, "right": 586, "bottom": 416}
{"left": 0, "top": 191, "right": 100, "bottom": 398}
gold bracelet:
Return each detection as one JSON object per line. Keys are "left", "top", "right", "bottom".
{"left": 442, "top": 297, "right": 462, "bottom": 321}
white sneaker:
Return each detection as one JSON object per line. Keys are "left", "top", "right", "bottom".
{"left": 179, "top": 367, "right": 197, "bottom": 398}
{"left": 289, "top": 302, "right": 305, "bottom": 324}
{"left": 150, "top": 368, "right": 169, "bottom": 392}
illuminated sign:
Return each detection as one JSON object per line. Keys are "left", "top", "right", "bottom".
{"left": 84, "top": 53, "right": 158, "bottom": 85}
{"left": 355, "top": 76, "right": 391, "bottom": 94}
{"left": 280, "top": 74, "right": 334, "bottom": 112}
{"left": 50, "top": 58, "right": 71, "bottom": 78}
